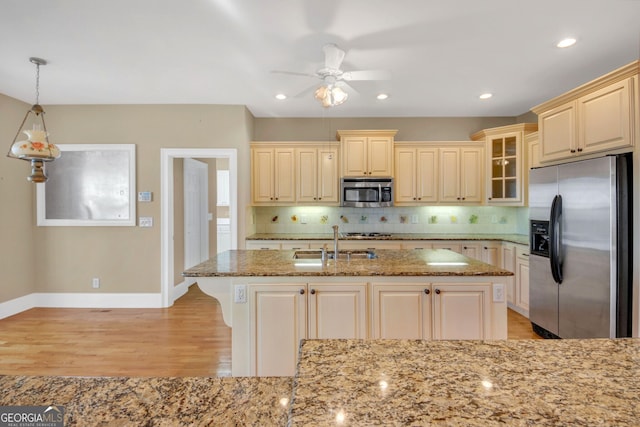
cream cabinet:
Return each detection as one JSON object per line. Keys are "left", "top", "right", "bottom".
{"left": 439, "top": 145, "right": 483, "bottom": 203}
{"left": 248, "top": 282, "right": 366, "bottom": 376}
{"left": 372, "top": 282, "right": 492, "bottom": 340}
{"left": 296, "top": 145, "right": 339, "bottom": 204}
{"left": 501, "top": 243, "right": 516, "bottom": 305}
{"left": 431, "top": 242, "right": 462, "bottom": 253}
{"left": 532, "top": 63, "right": 637, "bottom": 163}
{"left": 471, "top": 123, "right": 537, "bottom": 206}
{"left": 514, "top": 245, "right": 530, "bottom": 317}
{"left": 371, "top": 283, "right": 432, "bottom": 339}
{"left": 432, "top": 283, "right": 491, "bottom": 340}
{"left": 249, "top": 283, "right": 306, "bottom": 376}
{"left": 308, "top": 283, "right": 368, "bottom": 339}
{"left": 251, "top": 146, "right": 295, "bottom": 204}
{"left": 394, "top": 144, "right": 439, "bottom": 204}
{"left": 337, "top": 130, "right": 397, "bottom": 177}
{"left": 526, "top": 131, "right": 540, "bottom": 169}
{"left": 339, "top": 240, "right": 402, "bottom": 250}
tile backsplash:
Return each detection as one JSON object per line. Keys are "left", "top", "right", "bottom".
{"left": 253, "top": 206, "right": 528, "bottom": 235}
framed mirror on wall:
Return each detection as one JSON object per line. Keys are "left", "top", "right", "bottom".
{"left": 36, "top": 144, "right": 136, "bottom": 226}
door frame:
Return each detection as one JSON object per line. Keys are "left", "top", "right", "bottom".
{"left": 161, "top": 148, "right": 238, "bottom": 307}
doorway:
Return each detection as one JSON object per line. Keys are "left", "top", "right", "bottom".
{"left": 161, "top": 148, "right": 238, "bottom": 307}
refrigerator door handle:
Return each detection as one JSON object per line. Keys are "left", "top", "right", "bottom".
{"left": 549, "top": 194, "right": 563, "bottom": 284}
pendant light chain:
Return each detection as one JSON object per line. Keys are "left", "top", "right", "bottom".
{"left": 35, "top": 61, "right": 40, "bottom": 105}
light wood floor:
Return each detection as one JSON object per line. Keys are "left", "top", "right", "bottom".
{"left": 0, "top": 285, "right": 539, "bottom": 378}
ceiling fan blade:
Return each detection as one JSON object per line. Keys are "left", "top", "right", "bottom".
{"left": 341, "top": 70, "right": 391, "bottom": 81}
{"left": 323, "top": 43, "right": 346, "bottom": 70}
{"left": 271, "top": 70, "right": 319, "bottom": 79}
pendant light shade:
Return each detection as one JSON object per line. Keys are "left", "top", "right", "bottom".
{"left": 314, "top": 83, "right": 348, "bottom": 108}
{"left": 6, "top": 57, "right": 60, "bottom": 183}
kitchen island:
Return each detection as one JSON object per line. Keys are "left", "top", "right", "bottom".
{"left": 183, "top": 249, "right": 512, "bottom": 376}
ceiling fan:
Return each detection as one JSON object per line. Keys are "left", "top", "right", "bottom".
{"left": 273, "top": 43, "right": 391, "bottom": 107}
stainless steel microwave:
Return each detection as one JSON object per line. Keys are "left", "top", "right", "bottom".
{"left": 340, "top": 177, "right": 393, "bottom": 207}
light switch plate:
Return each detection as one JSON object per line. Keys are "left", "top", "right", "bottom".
{"left": 493, "top": 283, "right": 505, "bottom": 302}
{"left": 139, "top": 217, "right": 153, "bottom": 227}
{"left": 234, "top": 285, "right": 247, "bottom": 303}
{"left": 138, "top": 191, "right": 153, "bottom": 202}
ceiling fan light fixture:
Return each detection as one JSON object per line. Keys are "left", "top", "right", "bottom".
{"left": 314, "top": 84, "right": 348, "bottom": 108}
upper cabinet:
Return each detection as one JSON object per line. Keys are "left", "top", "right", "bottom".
{"left": 394, "top": 144, "right": 438, "bottom": 204}
{"left": 337, "top": 130, "right": 397, "bottom": 177}
{"left": 439, "top": 144, "right": 484, "bottom": 204}
{"left": 471, "top": 123, "right": 537, "bottom": 206}
{"left": 296, "top": 145, "right": 339, "bottom": 204}
{"left": 532, "top": 61, "right": 638, "bottom": 164}
{"left": 251, "top": 142, "right": 339, "bottom": 206}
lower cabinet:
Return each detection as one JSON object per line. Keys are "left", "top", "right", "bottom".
{"left": 515, "top": 246, "right": 530, "bottom": 317}
{"left": 248, "top": 282, "right": 367, "bottom": 376}
{"left": 371, "top": 282, "right": 491, "bottom": 340}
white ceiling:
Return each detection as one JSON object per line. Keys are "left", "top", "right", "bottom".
{"left": 1, "top": 0, "right": 639, "bottom": 118}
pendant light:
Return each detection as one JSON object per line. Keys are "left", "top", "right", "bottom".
{"left": 6, "top": 57, "right": 60, "bottom": 183}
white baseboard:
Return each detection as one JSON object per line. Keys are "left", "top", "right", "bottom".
{"left": 0, "top": 292, "right": 163, "bottom": 320}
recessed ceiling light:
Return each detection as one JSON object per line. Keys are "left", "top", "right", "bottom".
{"left": 479, "top": 93, "right": 493, "bottom": 100}
{"left": 557, "top": 38, "right": 577, "bottom": 48}
{"left": 275, "top": 93, "right": 287, "bottom": 100}
{"left": 376, "top": 93, "right": 389, "bottom": 100}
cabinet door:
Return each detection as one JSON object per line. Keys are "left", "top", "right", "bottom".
{"left": 439, "top": 147, "right": 461, "bottom": 202}
{"left": 432, "top": 283, "right": 491, "bottom": 340}
{"left": 516, "top": 246, "right": 530, "bottom": 316}
{"left": 317, "top": 147, "right": 339, "bottom": 203}
{"left": 296, "top": 148, "right": 318, "bottom": 203}
{"left": 394, "top": 147, "right": 417, "bottom": 203}
{"left": 252, "top": 148, "right": 275, "bottom": 203}
{"left": 501, "top": 244, "right": 516, "bottom": 305}
{"left": 460, "top": 147, "right": 483, "bottom": 202}
{"left": 578, "top": 78, "right": 632, "bottom": 155}
{"left": 488, "top": 133, "right": 521, "bottom": 203}
{"left": 416, "top": 148, "right": 439, "bottom": 202}
{"left": 368, "top": 137, "right": 393, "bottom": 176}
{"left": 342, "top": 136, "right": 368, "bottom": 176}
{"left": 249, "top": 284, "right": 306, "bottom": 376}
{"left": 274, "top": 149, "right": 295, "bottom": 202}
{"left": 339, "top": 241, "right": 402, "bottom": 250}
{"left": 308, "top": 283, "right": 367, "bottom": 339}
{"left": 372, "top": 283, "right": 432, "bottom": 339}
{"left": 432, "top": 242, "right": 462, "bottom": 253}
{"left": 481, "top": 243, "right": 501, "bottom": 267}
{"left": 460, "top": 243, "right": 481, "bottom": 261}
{"left": 246, "top": 241, "right": 281, "bottom": 250}
{"left": 539, "top": 102, "right": 577, "bottom": 162}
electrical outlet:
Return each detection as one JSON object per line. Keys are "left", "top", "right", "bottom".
{"left": 92, "top": 277, "right": 100, "bottom": 289}
{"left": 411, "top": 215, "right": 419, "bottom": 224}
{"left": 234, "top": 284, "right": 247, "bottom": 303}
{"left": 493, "top": 284, "right": 504, "bottom": 302}
{"left": 139, "top": 217, "right": 153, "bottom": 227}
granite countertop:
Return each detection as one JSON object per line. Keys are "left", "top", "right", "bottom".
{"left": 0, "top": 376, "right": 292, "bottom": 426}
{"left": 5, "top": 339, "right": 639, "bottom": 426}
{"left": 288, "top": 339, "right": 640, "bottom": 426}
{"left": 246, "top": 233, "right": 529, "bottom": 245}
{"left": 182, "top": 249, "right": 513, "bottom": 277}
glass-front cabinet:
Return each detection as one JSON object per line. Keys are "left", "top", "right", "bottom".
{"left": 471, "top": 123, "right": 537, "bottom": 206}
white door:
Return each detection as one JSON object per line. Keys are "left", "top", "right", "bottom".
{"left": 184, "top": 158, "right": 209, "bottom": 271}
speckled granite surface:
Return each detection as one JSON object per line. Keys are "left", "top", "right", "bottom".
{"left": 183, "top": 249, "right": 512, "bottom": 277}
{"left": 246, "top": 233, "right": 529, "bottom": 245}
{"left": 289, "top": 339, "right": 640, "bottom": 426}
{"left": 0, "top": 376, "right": 292, "bottom": 426}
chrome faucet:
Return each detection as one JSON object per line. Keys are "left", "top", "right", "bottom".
{"left": 332, "top": 225, "right": 339, "bottom": 259}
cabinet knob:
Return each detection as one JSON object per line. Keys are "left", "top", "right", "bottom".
{"left": 484, "top": 247, "right": 488, "bottom": 250}
{"left": 413, "top": 197, "right": 417, "bottom": 200}
{"left": 457, "top": 197, "right": 461, "bottom": 200}
{"left": 435, "top": 289, "right": 441, "bottom": 294}
{"left": 299, "top": 289, "right": 305, "bottom": 295}
{"left": 275, "top": 197, "right": 279, "bottom": 200}
{"left": 577, "top": 148, "right": 583, "bottom": 152}
{"left": 424, "top": 289, "right": 430, "bottom": 295}
{"left": 463, "top": 246, "right": 468, "bottom": 249}
{"left": 462, "top": 197, "right": 466, "bottom": 200}
{"left": 318, "top": 197, "right": 322, "bottom": 200}
{"left": 270, "top": 197, "right": 274, "bottom": 200}
{"left": 418, "top": 198, "right": 421, "bottom": 200}
{"left": 314, "top": 197, "right": 317, "bottom": 200}
{"left": 310, "top": 289, "right": 316, "bottom": 295}
{"left": 570, "top": 149, "right": 576, "bottom": 153}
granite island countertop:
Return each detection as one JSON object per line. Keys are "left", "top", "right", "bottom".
{"left": 4, "top": 339, "right": 640, "bottom": 426}
{"left": 182, "top": 248, "right": 513, "bottom": 277}
{"left": 289, "top": 338, "right": 640, "bottom": 426}
{"left": 246, "top": 232, "right": 529, "bottom": 245}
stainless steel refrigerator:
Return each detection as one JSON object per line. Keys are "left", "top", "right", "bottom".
{"left": 529, "top": 154, "right": 632, "bottom": 339}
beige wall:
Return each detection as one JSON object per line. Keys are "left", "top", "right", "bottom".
{"left": 0, "top": 103, "right": 253, "bottom": 297}
{"left": 0, "top": 94, "right": 38, "bottom": 301}
{"left": 253, "top": 117, "right": 517, "bottom": 141}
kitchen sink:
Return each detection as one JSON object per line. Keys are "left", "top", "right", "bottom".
{"left": 293, "top": 250, "right": 377, "bottom": 260}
